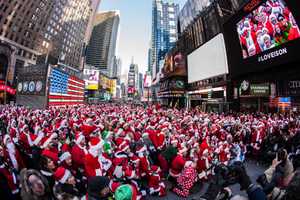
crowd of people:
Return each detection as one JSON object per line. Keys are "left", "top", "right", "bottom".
{"left": 237, "top": 0, "right": 300, "bottom": 59}
{"left": 0, "top": 103, "right": 300, "bottom": 200}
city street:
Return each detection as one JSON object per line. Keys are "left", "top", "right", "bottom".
{"left": 1, "top": 0, "right": 300, "bottom": 200}
{"left": 148, "top": 161, "right": 266, "bottom": 200}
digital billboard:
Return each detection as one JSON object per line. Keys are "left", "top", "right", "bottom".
{"left": 83, "top": 69, "right": 99, "bottom": 90}
{"left": 162, "top": 52, "right": 186, "bottom": 78}
{"left": 236, "top": 0, "right": 300, "bottom": 59}
{"left": 188, "top": 34, "right": 228, "bottom": 83}
{"left": 223, "top": 0, "right": 300, "bottom": 78}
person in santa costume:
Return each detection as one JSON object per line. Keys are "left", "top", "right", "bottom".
{"left": 53, "top": 166, "right": 81, "bottom": 200}
{"left": 19, "top": 124, "right": 37, "bottom": 157}
{"left": 71, "top": 133, "right": 87, "bottom": 170}
{"left": 197, "top": 148, "right": 212, "bottom": 181}
{"left": 136, "top": 144, "right": 151, "bottom": 178}
{"left": 173, "top": 161, "right": 198, "bottom": 197}
{"left": 169, "top": 147, "right": 187, "bottom": 179}
{"left": 112, "top": 141, "right": 130, "bottom": 179}
{"left": 3, "top": 134, "right": 25, "bottom": 171}
{"left": 39, "top": 149, "right": 57, "bottom": 189}
{"left": 84, "top": 137, "right": 104, "bottom": 177}
{"left": 0, "top": 145, "right": 20, "bottom": 199}
{"left": 148, "top": 165, "right": 166, "bottom": 197}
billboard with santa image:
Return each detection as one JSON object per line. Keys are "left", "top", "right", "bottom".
{"left": 237, "top": 0, "right": 300, "bottom": 59}
{"left": 223, "top": 0, "right": 300, "bottom": 78}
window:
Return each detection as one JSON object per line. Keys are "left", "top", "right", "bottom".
{"left": 170, "top": 29, "right": 176, "bottom": 34}
{"left": 168, "top": 7, "right": 174, "bottom": 12}
{"left": 169, "top": 21, "right": 175, "bottom": 26}
{"left": 170, "top": 37, "right": 176, "bottom": 42}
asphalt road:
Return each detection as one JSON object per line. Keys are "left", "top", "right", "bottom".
{"left": 147, "top": 161, "right": 266, "bottom": 200}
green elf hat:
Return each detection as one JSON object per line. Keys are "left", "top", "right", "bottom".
{"left": 103, "top": 142, "right": 112, "bottom": 154}
{"left": 101, "top": 130, "right": 111, "bottom": 140}
{"left": 114, "top": 184, "right": 137, "bottom": 200}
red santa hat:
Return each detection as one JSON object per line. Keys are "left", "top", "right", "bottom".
{"left": 151, "top": 165, "right": 161, "bottom": 174}
{"left": 42, "top": 149, "right": 59, "bottom": 163}
{"left": 89, "top": 137, "right": 103, "bottom": 151}
{"left": 54, "top": 167, "right": 72, "bottom": 184}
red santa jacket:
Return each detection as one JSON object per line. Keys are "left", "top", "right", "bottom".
{"left": 19, "top": 132, "right": 37, "bottom": 154}
{"left": 84, "top": 153, "right": 102, "bottom": 177}
{"left": 71, "top": 144, "right": 86, "bottom": 169}
{"left": 170, "top": 154, "right": 186, "bottom": 177}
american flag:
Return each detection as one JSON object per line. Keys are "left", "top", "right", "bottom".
{"left": 48, "top": 68, "right": 85, "bottom": 106}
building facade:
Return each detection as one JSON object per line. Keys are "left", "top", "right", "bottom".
{"left": 127, "top": 62, "right": 139, "bottom": 100}
{"left": 0, "top": 0, "right": 98, "bottom": 74}
{"left": 150, "top": 0, "right": 179, "bottom": 80}
{"left": 0, "top": 0, "right": 97, "bottom": 103}
{"left": 111, "top": 56, "right": 122, "bottom": 79}
{"left": 86, "top": 11, "right": 120, "bottom": 77}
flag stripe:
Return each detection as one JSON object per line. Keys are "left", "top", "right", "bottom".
{"left": 48, "top": 68, "right": 84, "bottom": 106}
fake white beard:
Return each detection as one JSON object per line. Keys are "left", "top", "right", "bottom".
{"left": 7, "top": 143, "right": 18, "bottom": 170}
{"left": 6, "top": 142, "right": 16, "bottom": 154}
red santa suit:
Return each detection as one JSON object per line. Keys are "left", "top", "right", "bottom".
{"left": 112, "top": 143, "right": 130, "bottom": 179}
{"left": 173, "top": 162, "right": 198, "bottom": 197}
{"left": 169, "top": 151, "right": 186, "bottom": 178}
{"left": 71, "top": 134, "right": 87, "bottom": 170}
{"left": 136, "top": 146, "right": 151, "bottom": 177}
{"left": 197, "top": 149, "right": 212, "bottom": 180}
{"left": 19, "top": 126, "right": 37, "bottom": 155}
{"left": 0, "top": 159, "right": 19, "bottom": 194}
{"left": 84, "top": 137, "right": 103, "bottom": 177}
{"left": 148, "top": 166, "right": 166, "bottom": 196}
{"left": 3, "top": 135, "right": 25, "bottom": 171}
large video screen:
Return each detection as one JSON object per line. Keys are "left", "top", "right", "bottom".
{"left": 236, "top": 0, "right": 300, "bottom": 59}
{"left": 188, "top": 34, "right": 228, "bottom": 83}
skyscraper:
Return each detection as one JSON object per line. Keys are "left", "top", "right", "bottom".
{"left": 85, "top": 11, "right": 120, "bottom": 77}
{"left": 151, "top": 0, "right": 179, "bottom": 80}
{"left": 0, "top": 0, "right": 99, "bottom": 84}
{"left": 112, "top": 56, "right": 122, "bottom": 80}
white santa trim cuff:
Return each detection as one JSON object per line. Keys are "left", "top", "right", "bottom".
{"left": 59, "top": 169, "right": 72, "bottom": 184}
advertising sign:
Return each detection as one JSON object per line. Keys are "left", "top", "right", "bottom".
{"left": 223, "top": 0, "right": 300, "bottom": 78}
{"left": 240, "top": 81, "right": 270, "bottom": 96}
{"left": 17, "top": 64, "right": 49, "bottom": 96}
{"left": 162, "top": 51, "right": 186, "bottom": 79}
{"left": 144, "top": 73, "right": 152, "bottom": 88}
{"left": 83, "top": 69, "right": 99, "bottom": 90}
{"left": 188, "top": 34, "right": 228, "bottom": 83}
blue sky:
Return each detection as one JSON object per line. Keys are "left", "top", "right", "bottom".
{"left": 98, "top": 0, "right": 187, "bottom": 75}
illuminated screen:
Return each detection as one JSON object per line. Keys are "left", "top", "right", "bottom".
{"left": 236, "top": 0, "right": 300, "bottom": 59}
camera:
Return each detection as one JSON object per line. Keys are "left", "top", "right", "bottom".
{"left": 214, "top": 161, "right": 244, "bottom": 187}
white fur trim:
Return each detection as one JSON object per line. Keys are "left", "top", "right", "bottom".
{"left": 59, "top": 152, "right": 71, "bottom": 162}
{"left": 42, "top": 133, "right": 58, "bottom": 149}
{"left": 59, "top": 169, "right": 72, "bottom": 184}
{"left": 75, "top": 134, "right": 85, "bottom": 145}
{"left": 113, "top": 165, "right": 123, "bottom": 178}
{"left": 95, "top": 168, "right": 102, "bottom": 176}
